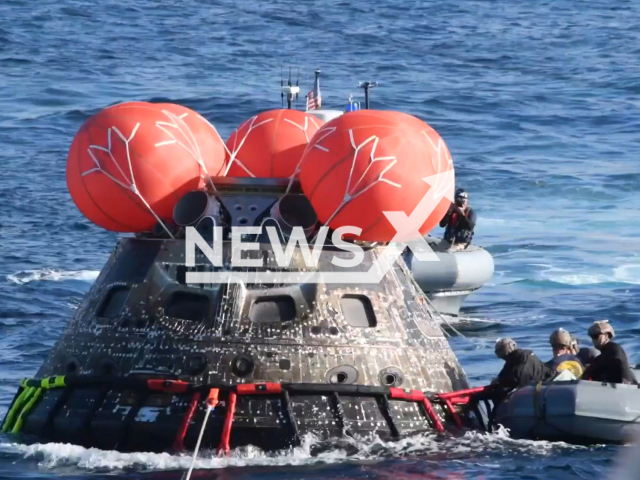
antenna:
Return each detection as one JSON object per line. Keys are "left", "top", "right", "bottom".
{"left": 296, "top": 68, "right": 300, "bottom": 107}
{"left": 280, "top": 66, "right": 284, "bottom": 108}
{"left": 358, "top": 81, "right": 378, "bottom": 109}
{"left": 280, "top": 66, "right": 300, "bottom": 110}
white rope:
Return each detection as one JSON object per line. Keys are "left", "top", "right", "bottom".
{"left": 422, "top": 289, "right": 465, "bottom": 338}
{"left": 399, "top": 255, "right": 466, "bottom": 339}
{"left": 183, "top": 404, "right": 214, "bottom": 480}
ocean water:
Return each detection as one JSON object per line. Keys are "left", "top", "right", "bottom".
{"left": 1, "top": 0, "right": 639, "bottom": 478}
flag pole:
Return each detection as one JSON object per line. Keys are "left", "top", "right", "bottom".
{"left": 315, "top": 69, "right": 321, "bottom": 109}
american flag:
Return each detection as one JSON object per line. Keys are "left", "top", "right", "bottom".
{"left": 306, "top": 74, "right": 321, "bottom": 111}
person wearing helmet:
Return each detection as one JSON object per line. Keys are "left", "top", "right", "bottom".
{"left": 466, "top": 338, "right": 553, "bottom": 430}
{"left": 436, "top": 188, "right": 477, "bottom": 252}
{"left": 491, "top": 338, "right": 554, "bottom": 390}
{"left": 581, "top": 320, "right": 636, "bottom": 384}
{"left": 545, "top": 328, "right": 584, "bottom": 379}
{"left": 571, "top": 335, "right": 600, "bottom": 368}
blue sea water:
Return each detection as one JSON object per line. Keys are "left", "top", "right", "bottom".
{"left": 0, "top": 0, "right": 639, "bottom": 478}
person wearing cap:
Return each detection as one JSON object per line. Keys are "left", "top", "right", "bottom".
{"left": 491, "top": 337, "right": 554, "bottom": 390}
{"left": 436, "top": 188, "right": 477, "bottom": 252}
{"left": 570, "top": 336, "right": 600, "bottom": 368}
{"left": 545, "top": 328, "right": 584, "bottom": 379}
{"left": 581, "top": 320, "right": 636, "bottom": 384}
{"left": 466, "top": 338, "right": 552, "bottom": 429}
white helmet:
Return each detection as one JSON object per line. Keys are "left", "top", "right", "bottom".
{"left": 495, "top": 338, "right": 516, "bottom": 359}
{"left": 588, "top": 319, "right": 615, "bottom": 339}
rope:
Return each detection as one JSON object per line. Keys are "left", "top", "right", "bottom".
{"left": 183, "top": 406, "right": 212, "bottom": 480}
{"left": 399, "top": 258, "right": 466, "bottom": 339}
{"left": 423, "top": 292, "right": 466, "bottom": 339}
{"left": 184, "top": 389, "right": 218, "bottom": 480}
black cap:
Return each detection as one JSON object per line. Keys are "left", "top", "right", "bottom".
{"left": 455, "top": 188, "right": 468, "bottom": 199}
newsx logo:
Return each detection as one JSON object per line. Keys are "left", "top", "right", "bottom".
{"left": 185, "top": 171, "right": 454, "bottom": 285}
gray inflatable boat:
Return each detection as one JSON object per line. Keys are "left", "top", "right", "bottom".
{"left": 491, "top": 379, "right": 640, "bottom": 444}
{"left": 403, "top": 236, "right": 495, "bottom": 317}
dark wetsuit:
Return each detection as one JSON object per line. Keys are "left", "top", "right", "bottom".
{"left": 576, "top": 347, "right": 600, "bottom": 368}
{"left": 440, "top": 206, "right": 477, "bottom": 246}
{"left": 545, "top": 353, "right": 584, "bottom": 377}
{"left": 582, "top": 341, "right": 636, "bottom": 384}
{"left": 496, "top": 349, "right": 555, "bottom": 390}
{"left": 471, "top": 349, "right": 554, "bottom": 430}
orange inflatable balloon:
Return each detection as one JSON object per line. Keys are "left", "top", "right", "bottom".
{"left": 225, "top": 109, "right": 324, "bottom": 178}
{"left": 66, "top": 102, "right": 226, "bottom": 232}
{"left": 299, "top": 110, "right": 454, "bottom": 242}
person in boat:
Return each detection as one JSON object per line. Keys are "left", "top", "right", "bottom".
{"left": 491, "top": 338, "right": 554, "bottom": 391}
{"left": 469, "top": 338, "right": 554, "bottom": 426}
{"left": 545, "top": 328, "right": 584, "bottom": 379}
{"left": 436, "top": 188, "right": 477, "bottom": 252}
{"left": 570, "top": 335, "right": 600, "bottom": 368}
{"left": 581, "top": 320, "right": 637, "bottom": 384}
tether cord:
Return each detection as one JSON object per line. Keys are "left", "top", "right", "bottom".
{"left": 183, "top": 407, "right": 211, "bottom": 480}
{"left": 400, "top": 258, "right": 466, "bottom": 338}
{"left": 184, "top": 389, "right": 219, "bottom": 480}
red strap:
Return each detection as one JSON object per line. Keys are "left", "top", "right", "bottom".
{"left": 218, "top": 392, "right": 237, "bottom": 455}
{"left": 147, "top": 379, "right": 189, "bottom": 394}
{"left": 444, "top": 399, "right": 463, "bottom": 429}
{"left": 207, "top": 388, "right": 219, "bottom": 408}
{"left": 435, "top": 387, "right": 487, "bottom": 400}
{"left": 237, "top": 383, "right": 282, "bottom": 395}
{"left": 449, "top": 212, "right": 458, "bottom": 227}
{"left": 172, "top": 391, "right": 201, "bottom": 451}
{"left": 422, "top": 398, "right": 444, "bottom": 432}
{"left": 389, "top": 388, "right": 424, "bottom": 401}
{"left": 448, "top": 396, "right": 473, "bottom": 405}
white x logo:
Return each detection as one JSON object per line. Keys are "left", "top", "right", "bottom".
{"left": 383, "top": 169, "right": 455, "bottom": 262}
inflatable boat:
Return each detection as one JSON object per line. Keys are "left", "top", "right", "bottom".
{"left": 403, "top": 238, "right": 494, "bottom": 317}
{"left": 478, "top": 379, "right": 640, "bottom": 444}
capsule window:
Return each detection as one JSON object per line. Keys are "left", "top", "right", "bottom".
{"left": 97, "top": 286, "right": 131, "bottom": 320}
{"left": 340, "top": 294, "right": 377, "bottom": 328}
{"left": 164, "top": 291, "right": 210, "bottom": 322}
{"left": 249, "top": 295, "right": 296, "bottom": 323}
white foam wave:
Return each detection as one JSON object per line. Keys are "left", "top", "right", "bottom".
{"left": 536, "top": 263, "right": 640, "bottom": 286}
{"left": 5, "top": 268, "right": 99, "bottom": 285}
{"left": 477, "top": 217, "right": 506, "bottom": 225}
{"left": 0, "top": 427, "right": 588, "bottom": 474}
{"left": 476, "top": 217, "right": 544, "bottom": 227}
{"left": 0, "top": 434, "right": 346, "bottom": 472}
{"left": 544, "top": 273, "right": 614, "bottom": 286}
{"left": 613, "top": 264, "right": 640, "bottom": 285}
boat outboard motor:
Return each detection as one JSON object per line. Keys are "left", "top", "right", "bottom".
{"left": 173, "top": 190, "right": 224, "bottom": 239}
